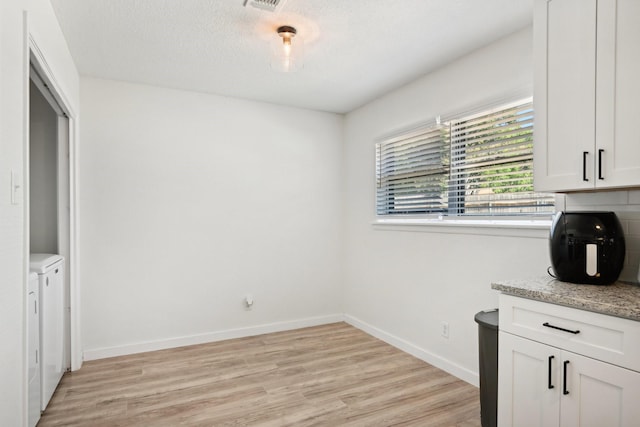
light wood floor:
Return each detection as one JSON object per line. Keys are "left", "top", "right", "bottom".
{"left": 39, "top": 322, "right": 481, "bottom": 426}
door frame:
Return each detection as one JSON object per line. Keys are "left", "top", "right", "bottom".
{"left": 28, "top": 36, "right": 81, "bottom": 372}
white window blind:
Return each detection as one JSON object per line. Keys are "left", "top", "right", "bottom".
{"left": 376, "top": 125, "right": 450, "bottom": 215}
{"left": 376, "top": 98, "right": 555, "bottom": 217}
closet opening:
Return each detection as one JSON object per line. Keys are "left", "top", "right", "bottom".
{"left": 29, "top": 60, "right": 73, "bottom": 377}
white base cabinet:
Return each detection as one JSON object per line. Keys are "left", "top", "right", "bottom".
{"left": 499, "top": 332, "right": 640, "bottom": 427}
{"left": 498, "top": 295, "right": 640, "bottom": 427}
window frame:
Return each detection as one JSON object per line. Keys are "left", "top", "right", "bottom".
{"left": 373, "top": 96, "right": 556, "bottom": 227}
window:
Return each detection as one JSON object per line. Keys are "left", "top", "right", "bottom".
{"left": 376, "top": 125, "right": 450, "bottom": 215}
{"left": 376, "top": 98, "right": 555, "bottom": 217}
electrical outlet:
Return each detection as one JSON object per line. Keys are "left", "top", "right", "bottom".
{"left": 441, "top": 321, "right": 449, "bottom": 339}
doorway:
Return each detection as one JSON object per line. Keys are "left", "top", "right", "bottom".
{"left": 29, "top": 61, "right": 72, "bottom": 372}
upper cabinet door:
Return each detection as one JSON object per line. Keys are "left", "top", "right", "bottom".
{"left": 534, "top": 0, "right": 597, "bottom": 192}
{"left": 595, "top": 0, "right": 640, "bottom": 188}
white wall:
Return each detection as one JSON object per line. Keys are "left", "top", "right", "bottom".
{"left": 0, "top": 0, "right": 79, "bottom": 425}
{"left": 79, "top": 78, "right": 344, "bottom": 358}
{"left": 0, "top": 3, "right": 28, "bottom": 424}
{"left": 29, "top": 80, "right": 59, "bottom": 254}
{"left": 342, "top": 27, "right": 551, "bottom": 385}
{"left": 563, "top": 191, "right": 640, "bottom": 283}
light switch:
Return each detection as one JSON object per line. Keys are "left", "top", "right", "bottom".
{"left": 11, "top": 170, "right": 22, "bottom": 205}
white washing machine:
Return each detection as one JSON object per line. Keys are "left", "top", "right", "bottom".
{"left": 27, "top": 271, "right": 40, "bottom": 427}
{"left": 30, "top": 253, "right": 65, "bottom": 411}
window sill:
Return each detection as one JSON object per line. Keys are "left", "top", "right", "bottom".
{"left": 372, "top": 217, "right": 552, "bottom": 238}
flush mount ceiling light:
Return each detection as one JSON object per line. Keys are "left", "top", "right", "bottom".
{"left": 271, "top": 25, "right": 303, "bottom": 72}
{"left": 278, "top": 25, "right": 296, "bottom": 44}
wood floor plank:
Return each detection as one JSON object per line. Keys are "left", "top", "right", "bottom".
{"left": 38, "top": 322, "right": 481, "bottom": 426}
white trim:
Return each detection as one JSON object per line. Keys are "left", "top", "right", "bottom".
{"left": 371, "top": 193, "right": 565, "bottom": 238}
{"left": 83, "top": 313, "right": 480, "bottom": 388}
{"left": 22, "top": 13, "right": 31, "bottom": 427}
{"left": 345, "top": 314, "right": 479, "bottom": 387}
{"left": 28, "top": 35, "right": 81, "bottom": 372}
{"left": 29, "top": 63, "right": 64, "bottom": 116}
{"left": 28, "top": 39, "right": 76, "bottom": 117}
{"left": 67, "top": 116, "right": 81, "bottom": 371}
{"left": 372, "top": 217, "right": 551, "bottom": 238}
{"left": 83, "top": 314, "right": 345, "bottom": 361}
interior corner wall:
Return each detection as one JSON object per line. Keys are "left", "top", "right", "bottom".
{"left": 78, "top": 78, "right": 344, "bottom": 357}
{"left": 342, "top": 26, "right": 550, "bottom": 385}
{"left": 0, "top": 0, "right": 79, "bottom": 425}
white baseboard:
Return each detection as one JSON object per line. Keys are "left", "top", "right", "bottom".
{"left": 345, "top": 314, "right": 479, "bottom": 387}
{"left": 83, "top": 313, "right": 480, "bottom": 388}
{"left": 83, "top": 313, "right": 345, "bottom": 361}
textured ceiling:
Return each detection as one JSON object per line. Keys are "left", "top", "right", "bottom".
{"left": 50, "top": 0, "right": 533, "bottom": 113}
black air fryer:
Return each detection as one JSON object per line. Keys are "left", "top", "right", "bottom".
{"left": 550, "top": 211, "right": 625, "bottom": 285}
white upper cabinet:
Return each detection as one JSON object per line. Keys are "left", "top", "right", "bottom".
{"left": 534, "top": 0, "right": 640, "bottom": 192}
{"left": 596, "top": 0, "right": 640, "bottom": 188}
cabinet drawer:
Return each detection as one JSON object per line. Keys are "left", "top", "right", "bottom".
{"left": 499, "top": 294, "right": 640, "bottom": 372}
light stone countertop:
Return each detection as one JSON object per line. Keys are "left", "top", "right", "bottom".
{"left": 491, "top": 276, "right": 640, "bottom": 322}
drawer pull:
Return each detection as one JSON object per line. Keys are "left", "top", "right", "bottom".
{"left": 563, "top": 360, "right": 570, "bottom": 395}
{"left": 548, "top": 355, "right": 555, "bottom": 389}
{"left": 543, "top": 322, "right": 580, "bottom": 335}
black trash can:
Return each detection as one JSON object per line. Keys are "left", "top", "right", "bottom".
{"left": 474, "top": 309, "right": 498, "bottom": 427}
